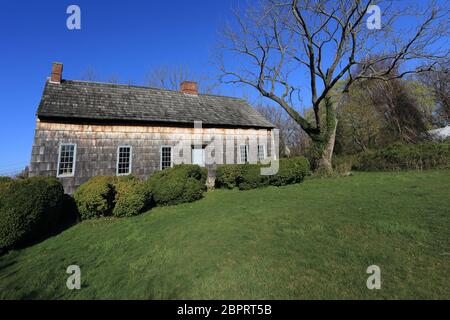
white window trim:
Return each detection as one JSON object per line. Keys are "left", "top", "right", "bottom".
{"left": 239, "top": 144, "right": 249, "bottom": 164}
{"left": 116, "top": 145, "right": 133, "bottom": 176}
{"left": 57, "top": 143, "right": 77, "bottom": 178}
{"left": 160, "top": 145, "right": 173, "bottom": 170}
{"left": 257, "top": 144, "right": 266, "bottom": 162}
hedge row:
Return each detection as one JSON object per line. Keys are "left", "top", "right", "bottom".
{"left": 354, "top": 142, "right": 450, "bottom": 171}
{"left": 0, "top": 177, "right": 68, "bottom": 252}
{"left": 73, "top": 165, "right": 207, "bottom": 220}
{"left": 215, "top": 157, "right": 310, "bottom": 190}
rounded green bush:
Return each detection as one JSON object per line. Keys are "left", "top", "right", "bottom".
{"left": 0, "top": 177, "right": 65, "bottom": 251}
{"left": 112, "top": 176, "right": 152, "bottom": 217}
{"left": 73, "top": 176, "right": 116, "bottom": 220}
{"left": 146, "top": 164, "right": 207, "bottom": 206}
{"left": 237, "top": 164, "right": 269, "bottom": 190}
{"left": 269, "top": 157, "right": 310, "bottom": 186}
{"left": 215, "top": 156, "right": 310, "bottom": 190}
{"left": 215, "top": 165, "right": 242, "bottom": 189}
{"left": 181, "top": 178, "right": 207, "bottom": 203}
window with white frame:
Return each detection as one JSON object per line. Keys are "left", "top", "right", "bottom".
{"left": 117, "top": 146, "right": 132, "bottom": 175}
{"left": 257, "top": 144, "right": 266, "bottom": 162}
{"left": 57, "top": 143, "right": 76, "bottom": 177}
{"left": 161, "top": 146, "right": 173, "bottom": 170}
{"left": 239, "top": 144, "right": 249, "bottom": 163}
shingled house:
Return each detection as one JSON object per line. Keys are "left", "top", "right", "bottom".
{"left": 29, "top": 63, "right": 275, "bottom": 193}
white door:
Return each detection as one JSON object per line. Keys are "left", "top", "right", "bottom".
{"left": 192, "top": 148, "right": 205, "bottom": 167}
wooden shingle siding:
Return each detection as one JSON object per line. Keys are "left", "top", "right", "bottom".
{"left": 29, "top": 119, "right": 272, "bottom": 194}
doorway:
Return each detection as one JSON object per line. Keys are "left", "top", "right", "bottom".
{"left": 191, "top": 146, "right": 205, "bottom": 167}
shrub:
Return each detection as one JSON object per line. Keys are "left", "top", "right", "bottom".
{"left": 0, "top": 176, "right": 12, "bottom": 183}
{"left": 215, "top": 157, "right": 310, "bottom": 190}
{"left": 332, "top": 154, "right": 357, "bottom": 175}
{"left": 112, "top": 176, "right": 152, "bottom": 217}
{"left": 0, "top": 177, "right": 65, "bottom": 252}
{"left": 355, "top": 142, "right": 450, "bottom": 171}
{"left": 73, "top": 176, "right": 116, "bottom": 220}
{"left": 181, "top": 178, "right": 207, "bottom": 203}
{"left": 146, "top": 164, "right": 207, "bottom": 206}
{"left": 237, "top": 164, "right": 269, "bottom": 190}
{"left": 269, "top": 157, "right": 310, "bottom": 186}
{"left": 216, "top": 164, "right": 267, "bottom": 190}
{"left": 0, "top": 176, "right": 12, "bottom": 193}
{"left": 215, "top": 165, "right": 242, "bottom": 189}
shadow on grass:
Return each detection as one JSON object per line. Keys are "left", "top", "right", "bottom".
{"left": 1, "top": 194, "right": 80, "bottom": 257}
{"left": 0, "top": 259, "right": 17, "bottom": 273}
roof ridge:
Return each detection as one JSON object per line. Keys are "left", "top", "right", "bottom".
{"left": 60, "top": 79, "right": 246, "bottom": 101}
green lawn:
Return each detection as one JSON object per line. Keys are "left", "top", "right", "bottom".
{"left": 1, "top": 171, "right": 449, "bottom": 299}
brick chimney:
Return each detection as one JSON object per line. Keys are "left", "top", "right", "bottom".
{"left": 180, "top": 81, "right": 198, "bottom": 95}
{"left": 50, "top": 62, "right": 63, "bottom": 83}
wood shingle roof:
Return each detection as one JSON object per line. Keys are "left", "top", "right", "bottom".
{"left": 37, "top": 80, "right": 274, "bottom": 128}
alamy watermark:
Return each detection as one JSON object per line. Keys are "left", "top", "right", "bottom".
{"left": 366, "top": 265, "right": 381, "bottom": 289}
{"left": 65, "top": 4, "right": 380, "bottom": 31}
{"left": 66, "top": 265, "right": 81, "bottom": 290}
{"left": 66, "top": 5, "right": 81, "bottom": 30}
{"left": 171, "top": 121, "right": 280, "bottom": 175}
{"left": 366, "top": 5, "right": 381, "bottom": 30}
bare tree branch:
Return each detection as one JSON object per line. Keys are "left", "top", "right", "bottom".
{"left": 217, "top": 0, "right": 448, "bottom": 170}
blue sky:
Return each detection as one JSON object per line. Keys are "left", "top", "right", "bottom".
{"left": 0, "top": 0, "right": 243, "bottom": 174}
{"left": 0, "top": 0, "right": 447, "bottom": 174}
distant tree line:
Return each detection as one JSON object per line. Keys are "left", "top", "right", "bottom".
{"left": 256, "top": 64, "right": 449, "bottom": 158}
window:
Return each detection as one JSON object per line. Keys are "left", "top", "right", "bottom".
{"left": 57, "top": 143, "right": 76, "bottom": 177}
{"left": 257, "top": 144, "right": 266, "bottom": 162}
{"left": 117, "top": 146, "right": 132, "bottom": 175}
{"left": 161, "top": 146, "right": 173, "bottom": 170}
{"left": 239, "top": 144, "right": 249, "bottom": 164}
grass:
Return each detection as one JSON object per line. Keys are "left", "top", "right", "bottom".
{"left": 0, "top": 170, "right": 449, "bottom": 299}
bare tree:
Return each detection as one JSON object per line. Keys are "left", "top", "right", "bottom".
{"left": 145, "top": 65, "right": 218, "bottom": 94}
{"left": 417, "top": 64, "right": 450, "bottom": 126}
{"left": 145, "top": 65, "right": 192, "bottom": 90}
{"left": 107, "top": 74, "right": 120, "bottom": 84}
{"left": 256, "top": 104, "right": 310, "bottom": 157}
{"left": 218, "top": 0, "right": 448, "bottom": 173}
{"left": 80, "top": 68, "right": 121, "bottom": 84}
{"left": 80, "top": 67, "right": 98, "bottom": 81}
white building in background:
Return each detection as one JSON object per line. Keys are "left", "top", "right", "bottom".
{"left": 428, "top": 126, "right": 450, "bottom": 141}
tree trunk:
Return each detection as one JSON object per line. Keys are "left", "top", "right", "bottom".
{"left": 312, "top": 95, "right": 341, "bottom": 175}
{"left": 316, "top": 118, "right": 337, "bottom": 174}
